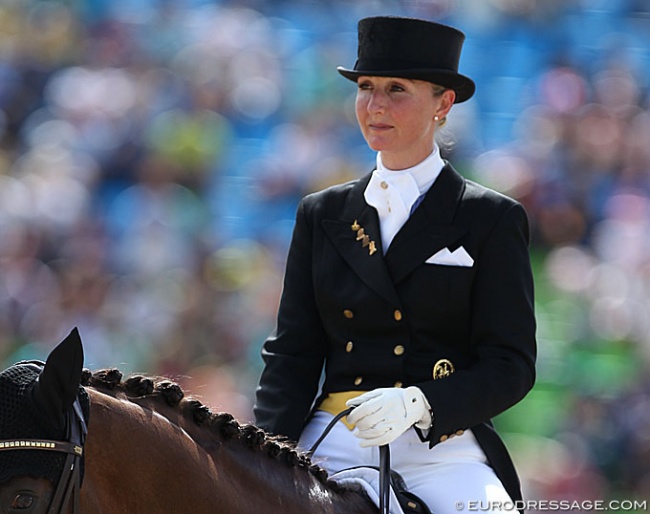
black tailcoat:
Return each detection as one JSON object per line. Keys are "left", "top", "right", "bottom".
{"left": 255, "top": 163, "right": 537, "bottom": 503}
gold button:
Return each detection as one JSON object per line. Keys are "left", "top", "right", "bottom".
{"left": 345, "top": 341, "right": 354, "bottom": 352}
{"left": 448, "top": 433, "right": 456, "bottom": 439}
{"left": 343, "top": 309, "right": 354, "bottom": 319}
{"left": 394, "top": 381, "right": 403, "bottom": 388}
{"left": 354, "top": 376, "right": 363, "bottom": 386}
{"left": 455, "top": 430, "right": 465, "bottom": 436}
{"left": 380, "top": 181, "right": 388, "bottom": 189}
{"left": 393, "top": 345, "right": 405, "bottom": 356}
{"left": 394, "top": 309, "right": 402, "bottom": 321}
{"left": 439, "top": 434, "right": 448, "bottom": 442}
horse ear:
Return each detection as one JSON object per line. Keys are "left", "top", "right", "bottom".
{"left": 31, "top": 327, "right": 85, "bottom": 430}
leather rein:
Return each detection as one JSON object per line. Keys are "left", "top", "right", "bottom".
{"left": 307, "top": 407, "right": 391, "bottom": 514}
{"left": 0, "top": 363, "right": 88, "bottom": 514}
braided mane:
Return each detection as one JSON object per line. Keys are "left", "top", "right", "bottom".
{"left": 80, "top": 368, "right": 335, "bottom": 488}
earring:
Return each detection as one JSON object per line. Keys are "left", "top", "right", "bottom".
{"left": 434, "top": 115, "right": 440, "bottom": 121}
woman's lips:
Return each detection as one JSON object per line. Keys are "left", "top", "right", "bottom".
{"left": 368, "top": 123, "right": 392, "bottom": 130}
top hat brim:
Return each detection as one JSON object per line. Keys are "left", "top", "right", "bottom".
{"left": 337, "top": 66, "right": 475, "bottom": 104}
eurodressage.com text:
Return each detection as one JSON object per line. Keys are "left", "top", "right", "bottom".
{"left": 457, "top": 499, "right": 648, "bottom": 511}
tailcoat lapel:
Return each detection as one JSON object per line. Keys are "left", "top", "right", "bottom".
{"left": 321, "top": 164, "right": 468, "bottom": 303}
{"left": 385, "top": 164, "right": 468, "bottom": 283}
{"left": 321, "top": 174, "right": 402, "bottom": 307}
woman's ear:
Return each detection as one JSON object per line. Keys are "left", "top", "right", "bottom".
{"left": 435, "top": 89, "right": 456, "bottom": 120}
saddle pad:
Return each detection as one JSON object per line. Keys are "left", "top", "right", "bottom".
{"left": 329, "top": 467, "right": 406, "bottom": 514}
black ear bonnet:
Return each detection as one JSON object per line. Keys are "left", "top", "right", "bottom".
{"left": 0, "top": 360, "right": 90, "bottom": 484}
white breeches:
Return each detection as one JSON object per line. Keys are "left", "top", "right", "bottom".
{"left": 298, "top": 410, "right": 513, "bottom": 514}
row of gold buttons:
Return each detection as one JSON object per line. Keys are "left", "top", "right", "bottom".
{"left": 345, "top": 341, "right": 405, "bottom": 355}
{"left": 439, "top": 430, "right": 465, "bottom": 442}
{"left": 342, "top": 309, "right": 403, "bottom": 321}
{"left": 344, "top": 307, "right": 405, "bottom": 388}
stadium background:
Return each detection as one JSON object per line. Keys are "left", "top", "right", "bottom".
{"left": 0, "top": 0, "right": 648, "bottom": 507}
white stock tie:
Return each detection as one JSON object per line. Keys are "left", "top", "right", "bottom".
{"left": 364, "top": 169, "right": 420, "bottom": 254}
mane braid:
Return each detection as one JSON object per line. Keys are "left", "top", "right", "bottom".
{"left": 81, "top": 369, "right": 338, "bottom": 489}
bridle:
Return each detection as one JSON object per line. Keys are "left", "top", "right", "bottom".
{"left": 0, "top": 391, "right": 87, "bottom": 514}
{"left": 308, "top": 407, "right": 391, "bottom": 514}
{"left": 0, "top": 362, "right": 88, "bottom": 514}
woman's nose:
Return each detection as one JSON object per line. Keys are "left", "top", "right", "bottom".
{"left": 367, "top": 90, "right": 386, "bottom": 113}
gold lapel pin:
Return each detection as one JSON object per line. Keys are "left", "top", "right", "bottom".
{"left": 351, "top": 220, "right": 377, "bottom": 256}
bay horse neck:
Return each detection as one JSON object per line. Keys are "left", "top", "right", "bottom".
{"left": 80, "top": 373, "right": 376, "bottom": 514}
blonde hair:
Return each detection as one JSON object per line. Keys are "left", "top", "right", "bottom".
{"left": 432, "top": 84, "right": 447, "bottom": 96}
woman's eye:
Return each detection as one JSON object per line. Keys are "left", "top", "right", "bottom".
{"left": 11, "top": 493, "right": 35, "bottom": 510}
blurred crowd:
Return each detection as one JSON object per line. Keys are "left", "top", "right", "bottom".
{"left": 0, "top": 0, "right": 649, "bottom": 507}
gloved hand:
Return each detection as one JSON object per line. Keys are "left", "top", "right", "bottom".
{"left": 346, "top": 387, "right": 432, "bottom": 447}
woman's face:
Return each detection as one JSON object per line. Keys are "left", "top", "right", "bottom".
{"left": 355, "top": 76, "right": 454, "bottom": 170}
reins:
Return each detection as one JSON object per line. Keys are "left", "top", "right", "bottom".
{"left": 307, "top": 407, "right": 391, "bottom": 514}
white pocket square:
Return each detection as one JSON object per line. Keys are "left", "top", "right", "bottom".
{"left": 426, "top": 246, "right": 474, "bottom": 267}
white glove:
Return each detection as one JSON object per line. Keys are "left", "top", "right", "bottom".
{"left": 345, "top": 387, "right": 432, "bottom": 447}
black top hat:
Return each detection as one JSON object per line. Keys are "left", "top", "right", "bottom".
{"left": 337, "top": 16, "right": 476, "bottom": 103}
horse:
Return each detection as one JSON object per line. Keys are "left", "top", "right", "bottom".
{"left": 0, "top": 328, "right": 378, "bottom": 514}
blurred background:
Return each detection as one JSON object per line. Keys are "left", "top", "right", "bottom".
{"left": 0, "top": 0, "right": 648, "bottom": 508}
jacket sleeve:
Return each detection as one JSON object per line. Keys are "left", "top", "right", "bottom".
{"left": 417, "top": 202, "right": 537, "bottom": 447}
{"left": 254, "top": 198, "right": 327, "bottom": 441}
